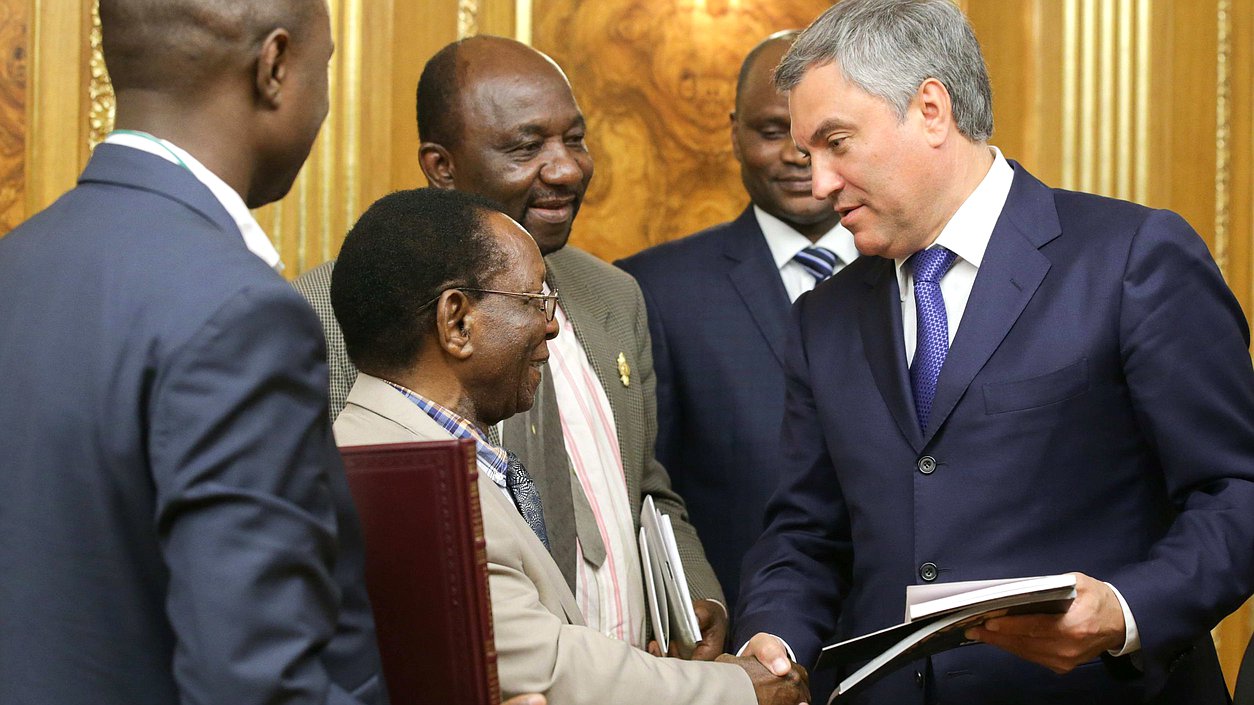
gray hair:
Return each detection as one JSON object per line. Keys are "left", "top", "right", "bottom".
{"left": 775, "top": 0, "right": 993, "bottom": 142}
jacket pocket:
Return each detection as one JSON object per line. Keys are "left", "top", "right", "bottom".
{"left": 983, "top": 357, "right": 1090, "bottom": 414}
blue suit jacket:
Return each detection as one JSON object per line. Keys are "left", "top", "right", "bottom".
{"left": 0, "top": 145, "right": 384, "bottom": 705}
{"left": 617, "top": 207, "right": 792, "bottom": 611}
{"left": 734, "top": 164, "right": 1254, "bottom": 704}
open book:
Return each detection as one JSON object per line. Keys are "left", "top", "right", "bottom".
{"left": 816, "top": 574, "right": 1077, "bottom": 702}
{"left": 638, "top": 496, "right": 702, "bottom": 657}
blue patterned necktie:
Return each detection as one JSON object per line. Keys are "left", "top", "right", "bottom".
{"left": 505, "top": 450, "right": 550, "bottom": 551}
{"left": 909, "top": 247, "right": 959, "bottom": 432}
{"left": 793, "top": 246, "right": 840, "bottom": 282}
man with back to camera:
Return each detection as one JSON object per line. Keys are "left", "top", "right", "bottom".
{"left": 616, "top": 31, "right": 856, "bottom": 613}
{"left": 295, "top": 34, "right": 735, "bottom": 657}
{"left": 328, "top": 186, "right": 809, "bottom": 705}
{"left": 733, "top": 0, "right": 1254, "bottom": 703}
{"left": 0, "top": 1, "right": 386, "bottom": 703}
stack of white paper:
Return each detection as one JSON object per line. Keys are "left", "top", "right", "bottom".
{"left": 638, "top": 496, "right": 701, "bottom": 655}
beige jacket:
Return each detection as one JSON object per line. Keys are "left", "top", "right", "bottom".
{"left": 333, "top": 374, "right": 755, "bottom": 705}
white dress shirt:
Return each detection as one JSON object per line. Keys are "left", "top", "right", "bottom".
{"left": 103, "top": 132, "right": 282, "bottom": 271}
{"left": 756, "top": 206, "right": 859, "bottom": 303}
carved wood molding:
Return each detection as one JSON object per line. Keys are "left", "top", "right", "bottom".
{"left": 459, "top": 0, "right": 479, "bottom": 37}
{"left": 87, "top": 0, "right": 114, "bottom": 150}
{"left": 1215, "top": 0, "right": 1231, "bottom": 274}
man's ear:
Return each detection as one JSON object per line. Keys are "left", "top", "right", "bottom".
{"left": 915, "top": 77, "right": 954, "bottom": 148}
{"left": 255, "top": 28, "right": 292, "bottom": 110}
{"left": 420, "top": 143, "right": 456, "bottom": 189}
{"left": 437, "top": 290, "right": 475, "bottom": 359}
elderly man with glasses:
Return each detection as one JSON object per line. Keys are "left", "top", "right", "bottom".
{"left": 330, "top": 187, "right": 807, "bottom": 705}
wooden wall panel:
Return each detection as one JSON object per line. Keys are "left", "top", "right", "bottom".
{"left": 0, "top": 0, "right": 24, "bottom": 234}
{"left": 532, "top": 0, "right": 834, "bottom": 262}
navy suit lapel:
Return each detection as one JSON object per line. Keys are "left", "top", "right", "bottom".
{"left": 79, "top": 144, "right": 242, "bottom": 241}
{"left": 859, "top": 259, "right": 924, "bottom": 451}
{"left": 725, "top": 207, "right": 793, "bottom": 367}
{"left": 923, "top": 165, "right": 1061, "bottom": 444}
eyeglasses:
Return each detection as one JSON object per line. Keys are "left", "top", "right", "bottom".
{"left": 417, "top": 287, "right": 560, "bottom": 321}
{"left": 460, "top": 288, "right": 559, "bottom": 321}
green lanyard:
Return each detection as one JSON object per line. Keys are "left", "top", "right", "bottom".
{"left": 109, "top": 129, "right": 191, "bottom": 171}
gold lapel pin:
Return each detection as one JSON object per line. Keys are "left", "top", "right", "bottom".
{"left": 616, "top": 352, "right": 631, "bottom": 388}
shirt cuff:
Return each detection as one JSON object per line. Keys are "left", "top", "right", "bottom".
{"left": 1104, "top": 582, "right": 1141, "bottom": 657}
{"left": 735, "top": 634, "right": 798, "bottom": 663}
{"left": 701, "top": 599, "right": 728, "bottom": 618}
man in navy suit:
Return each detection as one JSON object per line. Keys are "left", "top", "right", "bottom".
{"left": 0, "top": 1, "right": 385, "bottom": 703}
{"left": 617, "top": 32, "right": 855, "bottom": 612}
{"left": 734, "top": 1, "right": 1254, "bottom": 703}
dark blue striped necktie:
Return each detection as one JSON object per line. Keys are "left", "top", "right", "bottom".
{"left": 793, "top": 246, "right": 840, "bottom": 282}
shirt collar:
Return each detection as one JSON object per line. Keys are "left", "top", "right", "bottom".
{"left": 894, "top": 146, "right": 1014, "bottom": 299}
{"left": 102, "top": 132, "right": 283, "bottom": 271}
{"left": 754, "top": 205, "right": 859, "bottom": 271}
{"left": 381, "top": 380, "right": 511, "bottom": 488}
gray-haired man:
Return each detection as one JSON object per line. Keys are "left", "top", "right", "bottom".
{"left": 734, "top": 1, "right": 1254, "bottom": 703}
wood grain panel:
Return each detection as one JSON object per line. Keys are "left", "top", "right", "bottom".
{"left": 532, "top": 0, "right": 833, "bottom": 262}
{"left": 0, "top": 0, "right": 25, "bottom": 234}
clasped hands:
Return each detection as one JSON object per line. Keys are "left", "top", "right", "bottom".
{"left": 647, "top": 600, "right": 810, "bottom": 705}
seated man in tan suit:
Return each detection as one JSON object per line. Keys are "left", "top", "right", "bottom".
{"left": 329, "top": 188, "right": 807, "bottom": 705}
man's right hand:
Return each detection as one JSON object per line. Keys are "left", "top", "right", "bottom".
{"left": 739, "top": 632, "right": 796, "bottom": 677}
{"left": 716, "top": 653, "right": 810, "bottom": 705}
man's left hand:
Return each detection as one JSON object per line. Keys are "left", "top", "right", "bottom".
{"left": 690, "top": 598, "right": 729, "bottom": 660}
{"left": 647, "top": 599, "right": 729, "bottom": 660}
{"left": 965, "top": 572, "right": 1126, "bottom": 673}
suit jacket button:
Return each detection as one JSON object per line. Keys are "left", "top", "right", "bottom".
{"left": 917, "top": 456, "right": 937, "bottom": 474}
{"left": 920, "top": 562, "right": 939, "bottom": 581}
{"left": 914, "top": 669, "right": 925, "bottom": 688}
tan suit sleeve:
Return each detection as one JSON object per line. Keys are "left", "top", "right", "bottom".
{"left": 484, "top": 474, "right": 754, "bottom": 705}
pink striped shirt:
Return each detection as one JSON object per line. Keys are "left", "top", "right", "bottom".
{"left": 548, "top": 302, "right": 645, "bottom": 647}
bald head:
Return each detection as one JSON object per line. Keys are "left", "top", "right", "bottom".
{"left": 735, "top": 31, "right": 799, "bottom": 115}
{"left": 416, "top": 35, "right": 592, "bottom": 255}
{"left": 416, "top": 35, "right": 571, "bottom": 149}
{"left": 100, "top": 0, "right": 318, "bottom": 95}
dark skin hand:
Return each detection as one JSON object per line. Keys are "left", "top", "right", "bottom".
{"left": 715, "top": 653, "right": 810, "bottom": 705}
{"left": 646, "top": 599, "right": 729, "bottom": 660}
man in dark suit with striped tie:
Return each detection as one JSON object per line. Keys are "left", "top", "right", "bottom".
{"left": 616, "top": 31, "right": 856, "bottom": 613}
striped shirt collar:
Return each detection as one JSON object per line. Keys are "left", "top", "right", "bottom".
{"left": 383, "top": 380, "right": 510, "bottom": 488}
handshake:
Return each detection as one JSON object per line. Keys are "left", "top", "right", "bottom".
{"left": 716, "top": 651, "right": 810, "bottom": 705}
{"left": 719, "top": 632, "right": 811, "bottom": 705}
{"left": 648, "top": 599, "right": 809, "bottom": 705}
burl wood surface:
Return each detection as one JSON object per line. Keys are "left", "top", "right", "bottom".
{"left": 0, "top": 0, "right": 25, "bottom": 234}
{"left": 533, "top": 0, "right": 832, "bottom": 262}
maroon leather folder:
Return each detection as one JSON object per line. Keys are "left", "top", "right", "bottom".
{"left": 341, "top": 440, "right": 498, "bottom": 705}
